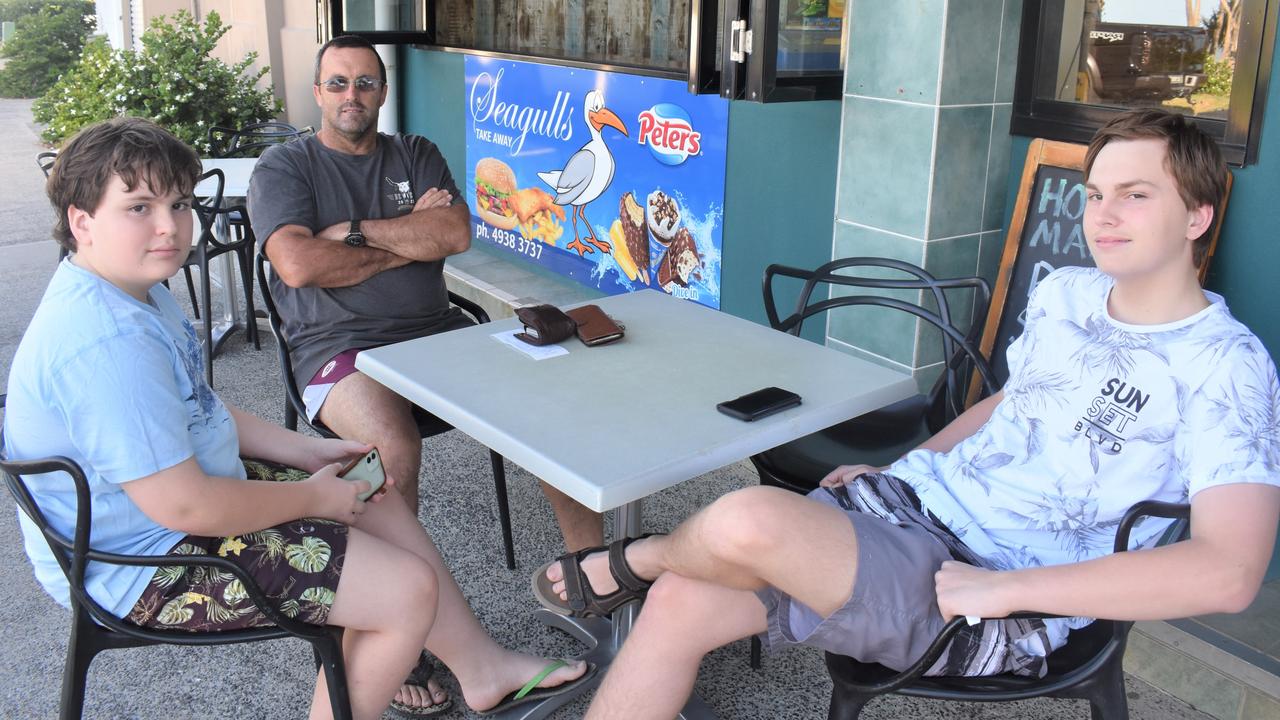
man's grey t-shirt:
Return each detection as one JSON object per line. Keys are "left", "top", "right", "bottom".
{"left": 247, "top": 133, "right": 468, "bottom": 388}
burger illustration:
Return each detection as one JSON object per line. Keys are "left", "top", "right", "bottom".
{"left": 474, "top": 157, "right": 518, "bottom": 230}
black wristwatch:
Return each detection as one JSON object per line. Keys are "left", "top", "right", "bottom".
{"left": 344, "top": 219, "right": 366, "bottom": 247}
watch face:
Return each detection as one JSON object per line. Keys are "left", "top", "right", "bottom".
{"left": 344, "top": 232, "right": 365, "bottom": 247}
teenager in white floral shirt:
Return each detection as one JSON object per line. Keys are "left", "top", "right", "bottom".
{"left": 531, "top": 109, "right": 1280, "bottom": 718}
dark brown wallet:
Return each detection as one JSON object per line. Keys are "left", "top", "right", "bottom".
{"left": 565, "top": 304, "right": 625, "bottom": 346}
{"left": 514, "top": 304, "right": 577, "bottom": 346}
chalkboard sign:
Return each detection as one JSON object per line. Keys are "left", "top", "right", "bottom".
{"left": 976, "top": 139, "right": 1230, "bottom": 393}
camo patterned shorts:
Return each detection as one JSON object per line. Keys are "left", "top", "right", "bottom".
{"left": 124, "top": 459, "right": 349, "bottom": 631}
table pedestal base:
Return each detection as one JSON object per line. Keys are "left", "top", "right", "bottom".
{"left": 487, "top": 608, "right": 717, "bottom": 719}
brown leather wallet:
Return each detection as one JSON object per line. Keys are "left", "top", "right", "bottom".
{"left": 514, "top": 304, "right": 577, "bottom": 346}
{"left": 565, "top": 304, "right": 625, "bottom": 346}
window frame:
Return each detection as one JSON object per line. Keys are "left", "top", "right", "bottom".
{"left": 1011, "top": 0, "right": 1278, "bottom": 166}
{"left": 319, "top": 0, "right": 844, "bottom": 103}
{"left": 718, "top": 0, "right": 843, "bottom": 102}
{"left": 319, "top": 0, "right": 704, "bottom": 85}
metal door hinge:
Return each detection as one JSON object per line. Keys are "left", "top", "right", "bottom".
{"left": 730, "top": 19, "right": 752, "bottom": 63}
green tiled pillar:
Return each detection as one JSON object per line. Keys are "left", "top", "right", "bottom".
{"left": 829, "top": 0, "right": 1021, "bottom": 378}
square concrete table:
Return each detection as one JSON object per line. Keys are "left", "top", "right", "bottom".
{"left": 356, "top": 289, "right": 916, "bottom": 718}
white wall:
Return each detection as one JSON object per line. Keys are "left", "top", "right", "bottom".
{"left": 94, "top": 0, "right": 127, "bottom": 49}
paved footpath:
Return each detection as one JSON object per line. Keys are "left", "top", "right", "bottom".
{"left": 0, "top": 99, "right": 59, "bottom": 383}
{"left": 0, "top": 98, "right": 57, "bottom": 249}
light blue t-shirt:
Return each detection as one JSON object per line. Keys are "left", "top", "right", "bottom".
{"left": 3, "top": 260, "right": 243, "bottom": 618}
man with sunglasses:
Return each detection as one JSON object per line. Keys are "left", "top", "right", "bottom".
{"left": 248, "top": 34, "right": 603, "bottom": 717}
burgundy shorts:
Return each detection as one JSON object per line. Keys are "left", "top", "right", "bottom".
{"left": 301, "top": 348, "right": 366, "bottom": 422}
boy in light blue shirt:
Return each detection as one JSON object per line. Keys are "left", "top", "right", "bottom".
{"left": 4, "top": 117, "right": 590, "bottom": 718}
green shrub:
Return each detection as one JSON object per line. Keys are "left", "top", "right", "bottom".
{"left": 0, "top": 0, "right": 43, "bottom": 25}
{"left": 32, "top": 9, "right": 282, "bottom": 152}
{"left": 0, "top": 0, "right": 95, "bottom": 98}
{"left": 1203, "top": 56, "right": 1234, "bottom": 96}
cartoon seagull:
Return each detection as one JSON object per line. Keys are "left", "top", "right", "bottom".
{"left": 538, "top": 90, "right": 628, "bottom": 256}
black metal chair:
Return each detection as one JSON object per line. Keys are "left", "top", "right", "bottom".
{"left": 747, "top": 258, "right": 997, "bottom": 668}
{"left": 208, "top": 122, "right": 313, "bottom": 159}
{"left": 0, "top": 395, "right": 353, "bottom": 720}
{"left": 185, "top": 121, "right": 313, "bottom": 346}
{"left": 186, "top": 168, "right": 261, "bottom": 388}
{"left": 749, "top": 257, "right": 997, "bottom": 494}
{"left": 37, "top": 150, "right": 57, "bottom": 177}
{"left": 825, "top": 500, "right": 1191, "bottom": 720}
{"left": 254, "top": 252, "right": 517, "bottom": 569}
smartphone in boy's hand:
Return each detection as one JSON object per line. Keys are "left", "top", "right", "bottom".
{"left": 338, "top": 448, "right": 387, "bottom": 501}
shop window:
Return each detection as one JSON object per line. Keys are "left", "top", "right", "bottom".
{"left": 719, "top": 0, "right": 846, "bottom": 101}
{"left": 1013, "top": 0, "right": 1278, "bottom": 165}
{"left": 318, "top": 0, "right": 846, "bottom": 101}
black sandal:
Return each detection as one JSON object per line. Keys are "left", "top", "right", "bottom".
{"left": 386, "top": 652, "right": 452, "bottom": 717}
{"left": 531, "top": 534, "right": 659, "bottom": 617}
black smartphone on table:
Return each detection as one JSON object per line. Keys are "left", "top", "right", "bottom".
{"left": 716, "top": 387, "right": 802, "bottom": 422}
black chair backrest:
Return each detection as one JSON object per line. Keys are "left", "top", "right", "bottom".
{"left": 763, "top": 257, "right": 997, "bottom": 431}
{"left": 253, "top": 250, "right": 493, "bottom": 435}
{"left": 254, "top": 250, "right": 316, "bottom": 433}
{"left": 209, "top": 122, "right": 312, "bottom": 159}
{"left": 37, "top": 150, "right": 57, "bottom": 178}
{"left": 194, "top": 168, "right": 224, "bottom": 226}
{"left": 189, "top": 168, "right": 225, "bottom": 257}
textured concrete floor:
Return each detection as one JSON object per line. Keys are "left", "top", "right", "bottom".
{"left": 0, "top": 98, "right": 1214, "bottom": 719}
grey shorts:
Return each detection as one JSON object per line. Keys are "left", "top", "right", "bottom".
{"left": 755, "top": 486, "right": 952, "bottom": 672}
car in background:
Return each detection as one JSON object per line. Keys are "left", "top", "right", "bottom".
{"left": 1086, "top": 22, "right": 1209, "bottom": 102}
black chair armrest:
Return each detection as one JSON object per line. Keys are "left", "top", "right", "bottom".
{"left": 72, "top": 547, "right": 327, "bottom": 637}
{"left": 205, "top": 203, "right": 254, "bottom": 251}
{"left": 447, "top": 291, "right": 491, "bottom": 324}
{"left": 1115, "top": 499, "right": 1190, "bottom": 551}
{"left": 831, "top": 500, "right": 1191, "bottom": 694}
{"left": 2, "top": 451, "right": 331, "bottom": 641}
{"left": 207, "top": 125, "right": 237, "bottom": 157}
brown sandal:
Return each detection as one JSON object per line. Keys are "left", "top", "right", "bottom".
{"left": 531, "top": 534, "right": 659, "bottom": 617}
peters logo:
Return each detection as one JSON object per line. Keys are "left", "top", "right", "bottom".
{"left": 637, "top": 103, "right": 701, "bottom": 166}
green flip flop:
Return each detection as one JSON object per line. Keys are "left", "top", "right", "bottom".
{"left": 475, "top": 659, "right": 597, "bottom": 716}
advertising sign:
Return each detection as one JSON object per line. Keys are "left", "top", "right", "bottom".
{"left": 464, "top": 56, "right": 729, "bottom": 309}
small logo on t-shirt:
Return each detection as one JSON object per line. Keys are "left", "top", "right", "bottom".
{"left": 1074, "top": 378, "right": 1151, "bottom": 454}
{"left": 385, "top": 176, "right": 414, "bottom": 211}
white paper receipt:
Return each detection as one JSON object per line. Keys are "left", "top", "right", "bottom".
{"left": 491, "top": 328, "right": 569, "bottom": 360}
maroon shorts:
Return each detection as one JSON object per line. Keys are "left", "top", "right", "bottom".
{"left": 301, "top": 348, "right": 366, "bottom": 422}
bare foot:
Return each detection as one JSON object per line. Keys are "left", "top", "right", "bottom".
{"left": 544, "top": 536, "right": 660, "bottom": 604}
{"left": 462, "top": 655, "right": 589, "bottom": 712}
{"left": 392, "top": 677, "right": 449, "bottom": 712}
